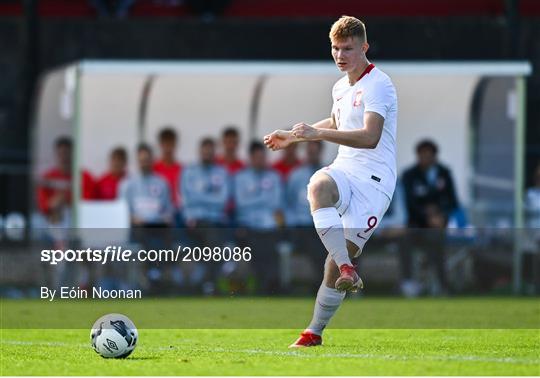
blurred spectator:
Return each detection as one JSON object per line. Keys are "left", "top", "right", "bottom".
{"left": 153, "top": 127, "right": 183, "bottom": 226}
{"left": 120, "top": 144, "right": 173, "bottom": 227}
{"left": 216, "top": 126, "right": 245, "bottom": 224}
{"left": 272, "top": 143, "right": 302, "bottom": 180}
{"left": 379, "top": 180, "right": 407, "bottom": 229}
{"left": 216, "top": 126, "right": 245, "bottom": 174}
{"left": 96, "top": 147, "right": 128, "bottom": 200}
{"left": 400, "top": 139, "right": 459, "bottom": 295}
{"left": 402, "top": 139, "right": 459, "bottom": 227}
{"left": 36, "top": 137, "right": 95, "bottom": 291}
{"left": 286, "top": 141, "right": 323, "bottom": 227}
{"left": 286, "top": 141, "right": 326, "bottom": 283}
{"left": 235, "top": 141, "right": 283, "bottom": 293}
{"left": 89, "top": 0, "right": 137, "bottom": 18}
{"left": 37, "top": 136, "right": 96, "bottom": 225}
{"left": 182, "top": 137, "right": 230, "bottom": 294}
{"left": 182, "top": 138, "right": 229, "bottom": 227}
{"left": 120, "top": 144, "right": 174, "bottom": 295}
{"left": 235, "top": 142, "right": 283, "bottom": 229}
{"left": 525, "top": 162, "right": 540, "bottom": 229}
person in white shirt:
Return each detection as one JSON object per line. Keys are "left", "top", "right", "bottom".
{"left": 264, "top": 15, "right": 398, "bottom": 348}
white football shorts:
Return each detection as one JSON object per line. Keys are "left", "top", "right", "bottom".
{"left": 310, "top": 165, "right": 391, "bottom": 257}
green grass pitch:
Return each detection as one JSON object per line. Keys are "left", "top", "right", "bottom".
{"left": 1, "top": 298, "right": 539, "bottom": 375}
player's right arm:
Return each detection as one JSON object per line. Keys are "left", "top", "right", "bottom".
{"left": 263, "top": 117, "right": 336, "bottom": 151}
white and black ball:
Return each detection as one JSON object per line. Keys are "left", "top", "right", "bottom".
{"left": 90, "top": 313, "right": 138, "bottom": 358}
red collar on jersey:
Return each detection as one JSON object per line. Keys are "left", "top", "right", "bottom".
{"left": 356, "top": 63, "right": 375, "bottom": 83}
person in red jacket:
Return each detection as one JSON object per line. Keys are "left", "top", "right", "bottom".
{"left": 271, "top": 143, "right": 302, "bottom": 180}
{"left": 96, "top": 147, "right": 128, "bottom": 200}
{"left": 215, "top": 127, "right": 246, "bottom": 224}
{"left": 215, "top": 126, "right": 245, "bottom": 174}
{"left": 37, "top": 137, "right": 96, "bottom": 224}
{"left": 153, "top": 127, "right": 183, "bottom": 225}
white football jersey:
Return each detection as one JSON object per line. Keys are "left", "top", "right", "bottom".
{"left": 330, "top": 64, "right": 398, "bottom": 199}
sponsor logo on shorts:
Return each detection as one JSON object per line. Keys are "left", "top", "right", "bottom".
{"left": 356, "top": 233, "right": 367, "bottom": 240}
{"left": 320, "top": 226, "right": 333, "bottom": 236}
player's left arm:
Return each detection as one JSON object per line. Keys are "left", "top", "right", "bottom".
{"left": 292, "top": 111, "right": 384, "bottom": 149}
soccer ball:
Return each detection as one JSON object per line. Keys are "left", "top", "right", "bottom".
{"left": 90, "top": 313, "right": 138, "bottom": 358}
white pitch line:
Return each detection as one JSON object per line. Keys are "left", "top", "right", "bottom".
{"left": 2, "top": 340, "right": 539, "bottom": 366}
{"left": 1, "top": 340, "right": 85, "bottom": 347}
{"left": 192, "top": 346, "right": 540, "bottom": 365}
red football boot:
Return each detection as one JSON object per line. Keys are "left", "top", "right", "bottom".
{"left": 288, "top": 331, "right": 322, "bottom": 348}
{"left": 335, "top": 264, "right": 363, "bottom": 292}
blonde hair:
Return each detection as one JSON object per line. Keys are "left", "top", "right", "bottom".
{"left": 329, "top": 16, "right": 367, "bottom": 43}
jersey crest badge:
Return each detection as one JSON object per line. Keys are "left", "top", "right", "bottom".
{"left": 353, "top": 91, "right": 363, "bottom": 107}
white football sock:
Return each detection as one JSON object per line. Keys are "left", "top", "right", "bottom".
{"left": 312, "top": 207, "right": 351, "bottom": 267}
{"left": 306, "top": 284, "right": 346, "bottom": 335}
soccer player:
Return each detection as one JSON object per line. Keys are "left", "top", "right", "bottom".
{"left": 264, "top": 16, "right": 398, "bottom": 347}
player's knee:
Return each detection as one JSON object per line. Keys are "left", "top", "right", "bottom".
{"left": 307, "top": 176, "right": 339, "bottom": 208}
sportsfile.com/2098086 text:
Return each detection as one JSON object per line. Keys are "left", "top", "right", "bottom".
{"left": 40, "top": 245, "right": 252, "bottom": 265}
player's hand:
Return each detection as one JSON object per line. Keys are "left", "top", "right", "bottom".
{"left": 292, "top": 123, "right": 321, "bottom": 141}
{"left": 263, "top": 130, "right": 295, "bottom": 151}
